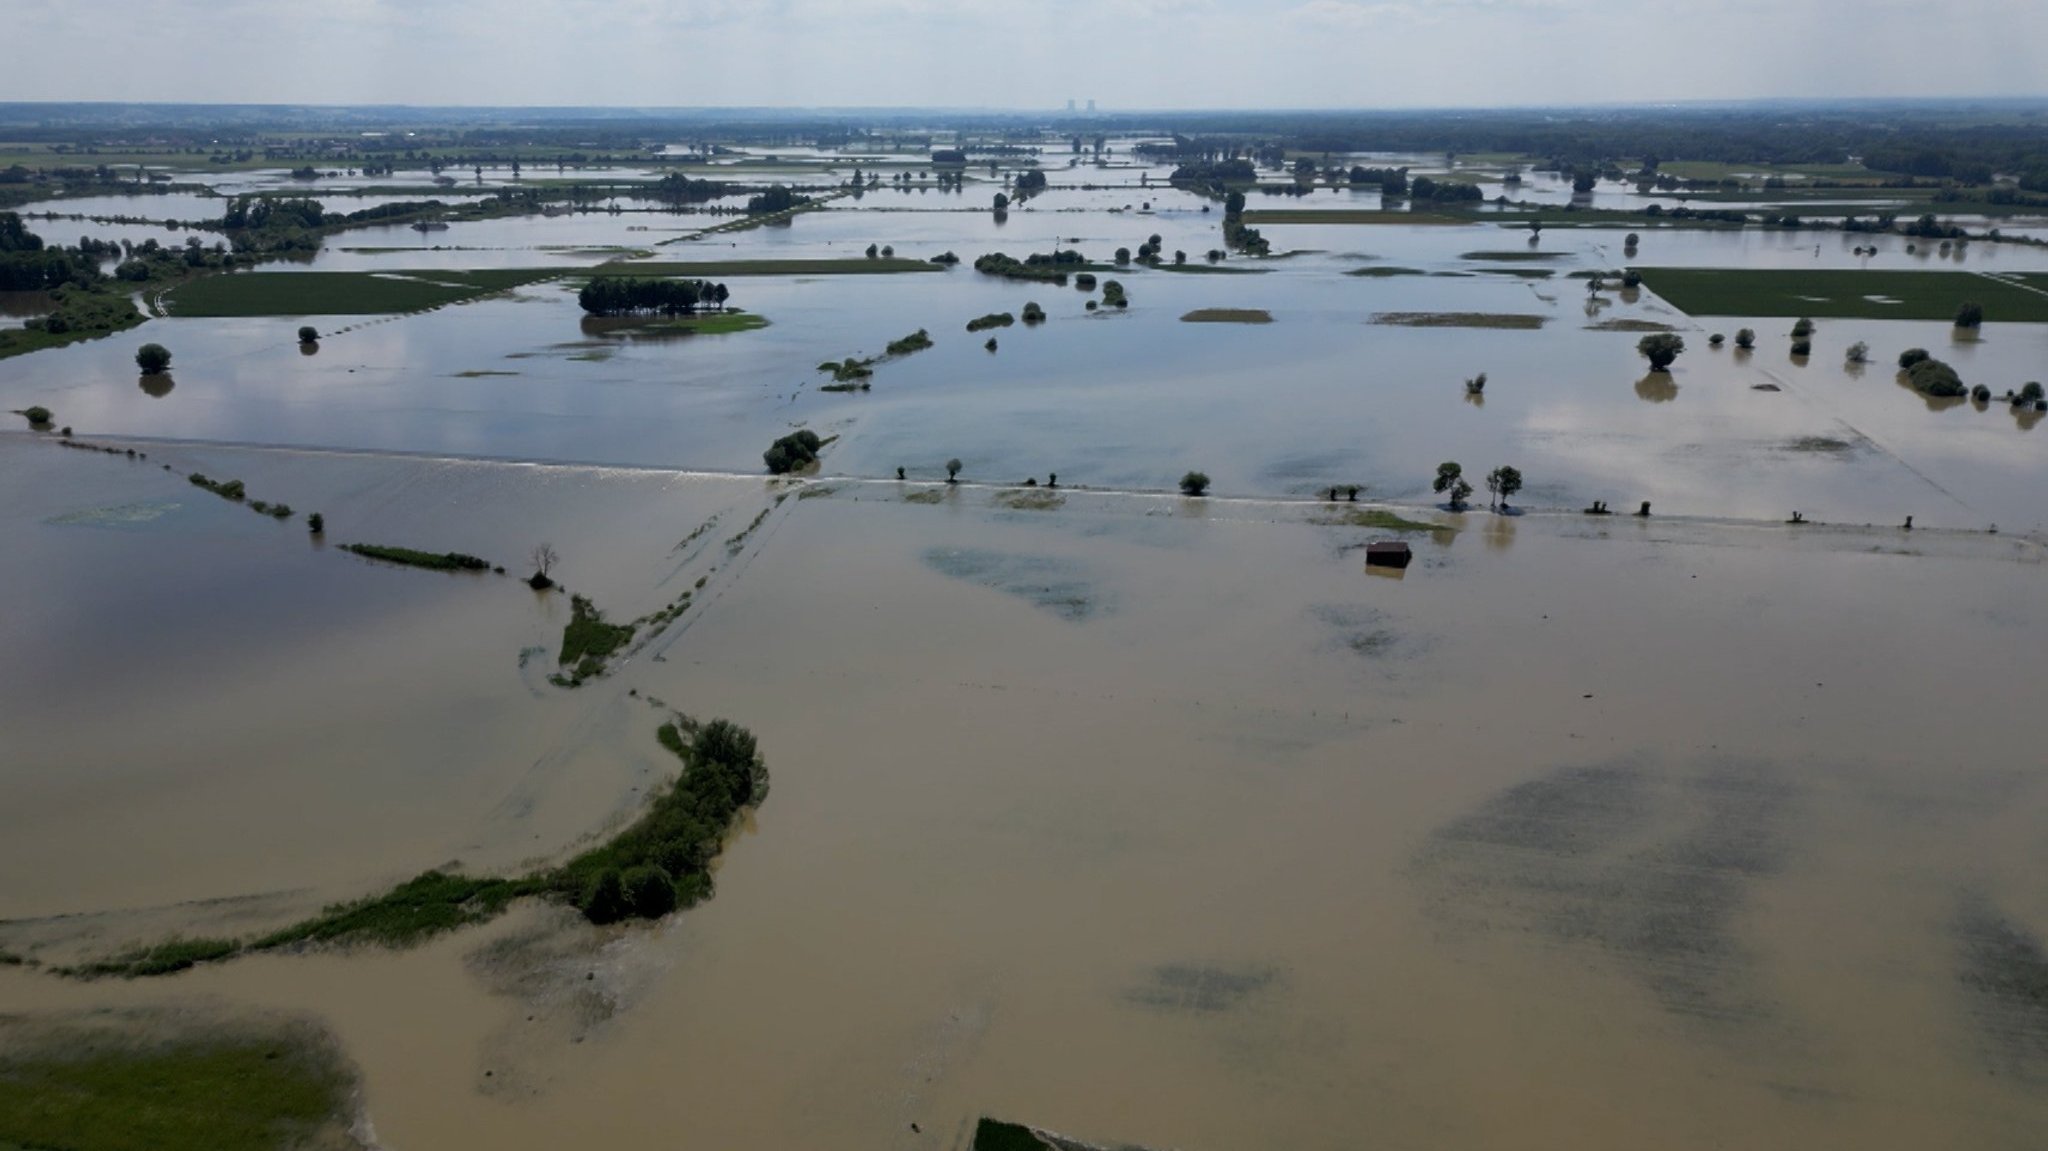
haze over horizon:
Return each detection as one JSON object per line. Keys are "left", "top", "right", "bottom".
{"left": 8, "top": 0, "right": 2047, "bottom": 111}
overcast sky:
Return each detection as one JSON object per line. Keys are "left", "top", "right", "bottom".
{"left": 8, "top": 0, "right": 2047, "bottom": 109}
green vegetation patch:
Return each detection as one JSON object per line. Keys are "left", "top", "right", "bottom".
{"left": 342, "top": 543, "right": 490, "bottom": 572}
{"left": 1460, "top": 250, "right": 1565, "bottom": 261}
{"left": 601, "top": 258, "right": 937, "bottom": 277}
{"left": 1371, "top": 312, "right": 1547, "bottom": 330}
{"left": 1587, "top": 318, "right": 1680, "bottom": 332}
{"left": 1181, "top": 308, "right": 1273, "bottom": 324}
{"left": 1312, "top": 507, "right": 1449, "bottom": 533}
{"left": 255, "top": 872, "right": 524, "bottom": 951}
{"left": 161, "top": 269, "right": 556, "bottom": 317}
{"left": 559, "top": 594, "right": 635, "bottom": 667}
{"left": 1633, "top": 268, "right": 2048, "bottom": 322}
{"left": 0, "top": 1020, "right": 356, "bottom": 1151}
{"left": 1346, "top": 266, "right": 1425, "bottom": 278}
{"left": 973, "top": 1118, "right": 1051, "bottom": 1151}
{"left": 0, "top": 286, "right": 145, "bottom": 362}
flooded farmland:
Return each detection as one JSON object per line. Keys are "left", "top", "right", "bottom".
{"left": 3, "top": 128, "right": 2047, "bottom": 1151}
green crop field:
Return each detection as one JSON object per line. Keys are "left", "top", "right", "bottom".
{"left": 1633, "top": 268, "right": 2048, "bottom": 322}
{"left": 160, "top": 269, "right": 560, "bottom": 317}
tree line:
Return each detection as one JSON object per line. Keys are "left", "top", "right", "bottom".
{"left": 577, "top": 276, "right": 731, "bottom": 317}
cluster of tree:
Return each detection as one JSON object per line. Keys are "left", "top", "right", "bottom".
{"left": 1169, "top": 159, "right": 1258, "bottom": 192}
{"left": 1407, "top": 176, "right": 1485, "bottom": 205}
{"left": 569, "top": 718, "right": 769, "bottom": 925}
{"left": 745, "top": 185, "right": 809, "bottom": 215}
{"left": 576, "top": 276, "right": 730, "bottom": 316}
{"left": 763, "top": 429, "right": 822, "bottom": 474}
{"left": 973, "top": 251, "right": 1076, "bottom": 284}
{"left": 0, "top": 213, "right": 102, "bottom": 289}
{"left": 1221, "top": 190, "right": 1268, "bottom": 256}
{"left": 1349, "top": 165, "right": 1409, "bottom": 195}
{"left": 644, "top": 172, "right": 727, "bottom": 206}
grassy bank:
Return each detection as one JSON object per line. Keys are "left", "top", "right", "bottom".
{"left": 0, "top": 1019, "right": 357, "bottom": 1151}
{"left": 0, "top": 286, "right": 146, "bottom": 362}
{"left": 341, "top": 543, "right": 491, "bottom": 571}
{"left": 1634, "top": 267, "right": 2048, "bottom": 322}
{"left": 65, "top": 718, "right": 765, "bottom": 977}
{"left": 1181, "top": 308, "right": 1273, "bottom": 323}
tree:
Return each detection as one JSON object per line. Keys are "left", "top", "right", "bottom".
{"left": 1465, "top": 372, "right": 1487, "bottom": 395}
{"left": 1433, "top": 462, "right": 1473, "bottom": 510}
{"left": 1709, "top": 333, "right": 1726, "bottom": 347}
{"left": 1845, "top": 341, "right": 1869, "bottom": 364}
{"left": 531, "top": 543, "right": 559, "bottom": 579}
{"left": 2021, "top": 381, "right": 2046, "bottom": 404}
{"left": 623, "top": 865, "right": 677, "bottom": 919}
{"left": 1572, "top": 172, "right": 1597, "bottom": 194}
{"left": 946, "top": 458, "right": 962, "bottom": 483}
{"left": 1115, "top": 247, "right": 1131, "bottom": 265}
{"left": 1903, "top": 357, "right": 1965, "bottom": 397}
{"left": 297, "top": 325, "right": 318, "bottom": 344}
{"left": 1791, "top": 317, "right": 1814, "bottom": 339}
{"left": 1179, "top": 471, "right": 1211, "bottom": 496}
{"left": 135, "top": 343, "right": 171, "bottom": 374}
{"left": 1735, "top": 328, "right": 1756, "bottom": 350}
{"left": 1637, "top": 333, "right": 1685, "bottom": 372}
{"left": 865, "top": 243, "right": 878, "bottom": 259}
{"left": 1955, "top": 301, "right": 1984, "bottom": 329}
{"left": 1486, "top": 465, "right": 1523, "bottom": 511}
{"left": 307, "top": 512, "right": 325, "bottom": 534}
{"left": 583, "top": 869, "right": 628, "bottom": 925}
{"left": 993, "top": 192, "right": 1009, "bottom": 212}
{"left": 1899, "top": 347, "right": 1931, "bottom": 369}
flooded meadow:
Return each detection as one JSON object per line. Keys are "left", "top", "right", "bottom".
{"left": 3, "top": 139, "right": 2046, "bottom": 1149}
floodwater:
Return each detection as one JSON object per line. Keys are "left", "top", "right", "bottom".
{"left": 4, "top": 138, "right": 2047, "bottom": 1150}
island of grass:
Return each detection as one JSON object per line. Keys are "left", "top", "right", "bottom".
{"left": 1372, "top": 312, "right": 1547, "bottom": 329}
{"left": 1181, "top": 308, "right": 1274, "bottom": 323}
{"left": 1631, "top": 268, "right": 2048, "bottom": 322}
{"left": 67, "top": 717, "right": 767, "bottom": 977}
{"left": 0, "top": 1015, "right": 360, "bottom": 1151}
{"left": 1347, "top": 266, "right": 1426, "bottom": 277}
{"left": 556, "top": 594, "right": 634, "bottom": 682}
{"left": 972, "top": 251, "right": 1095, "bottom": 284}
{"left": 1459, "top": 249, "right": 1566, "bottom": 261}
{"left": 341, "top": 543, "right": 491, "bottom": 571}
{"left": 1312, "top": 506, "right": 1450, "bottom": 533}
{"left": 159, "top": 268, "right": 559, "bottom": 317}
{"left": 966, "top": 312, "right": 1016, "bottom": 332}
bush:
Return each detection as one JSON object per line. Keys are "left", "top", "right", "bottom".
{"left": 1637, "top": 333, "right": 1685, "bottom": 372}
{"left": 307, "top": 512, "right": 325, "bottom": 533}
{"left": 297, "top": 325, "right": 319, "bottom": 343}
{"left": 1709, "top": 333, "right": 1725, "bottom": 347}
{"left": 2019, "top": 381, "right": 2045, "bottom": 404}
{"left": 1735, "top": 328, "right": 1756, "bottom": 349}
{"left": 1074, "top": 273, "right": 1097, "bottom": 290}
{"left": 763, "top": 429, "right": 823, "bottom": 474}
{"left": 1955, "top": 301, "right": 1984, "bottom": 329}
{"left": 1845, "top": 341, "right": 1869, "bottom": 364}
{"left": 1791, "top": 317, "right": 1814, "bottom": 339}
{"left": 1621, "top": 270, "right": 1642, "bottom": 288}
{"left": 1021, "top": 302, "right": 1046, "bottom": 324}
{"left": 22, "top": 405, "right": 51, "bottom": 425}
{"left": 1899, "top": 347, "right": 1931, "bottom": 369}
{"left": 135, "top": 343, "right": 172, "bottom": 374}
{"left": 1972, "top": 384, "right": 1992, "bottom": 403}
{"left": 1179, "top": 470, "right": 1211, "bottom": 496}
{"left": 1904, "top": 357, "right": 1966, "bottom": 397}
{"left": 965, "top": 312, "right": 1015, "bottom": 333}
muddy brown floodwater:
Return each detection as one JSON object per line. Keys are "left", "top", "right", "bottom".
{"left": 3, "top": 434, "right": 2045, "bottom": 1150}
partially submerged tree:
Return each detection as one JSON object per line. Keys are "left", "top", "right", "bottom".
{"left": 1791, "top": 317, "right": 1815, "bottom": 339}
{"left": 1179, "top": 470, "right": 1211, "bottom": 496}
{"left": 1486, "top": 465, "right": 1523, "bottom": 511}
{"left": 135, "top": 342, "right": 171, "bottom": 374}
{"left": 1955, "top": 301, "right": 1984, "bottom": 329}
{"left": 1734, "top": 328, "right": 1756, "bottom": 350}
{"left": 1465, "top": 372, "right": 1487, "bottom": 395}
{"left": 945, "top": 457, "right": 962, "bottom": 483}
{"left": 1433, "top": 462, "right": 1473, "bottom": 511}
{"left": 1637, "top": 332, "right": 1685, "bottom": 372}
{"left": 1845, "top": 341, "right": 1870, "bottom": 364}
{"left": 530, "top": 543, "right": 560, "bottom": 588}
{"left": 297, "top": 325, "right": 319, "bottom": 344}
{"left": 1899, "top": 347, "right": 1931, "bottom": 370}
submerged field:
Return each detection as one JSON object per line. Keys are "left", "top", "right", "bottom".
{"left": 4, "top": 130, "right": 2048, "bottom": 1151}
